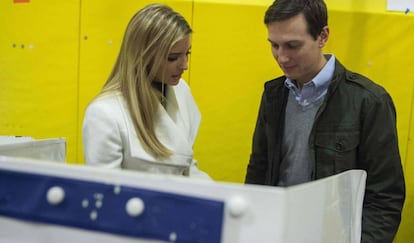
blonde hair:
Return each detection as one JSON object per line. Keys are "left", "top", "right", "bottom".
{"left": 99, "top": 4, "right": 192, "bottom": 158}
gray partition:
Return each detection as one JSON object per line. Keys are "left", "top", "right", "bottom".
{"left": 0, "top": 136, "right": 66, "bottom": 162}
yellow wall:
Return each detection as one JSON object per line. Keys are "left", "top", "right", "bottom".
{"left": 0, "top": 0, "right": 413, "bottom": 241}
{"left": 0, "top": 0, "right": 80, "bottom": 162}
{"left": 190, "top": 0, "right": 277, "bottom": 182}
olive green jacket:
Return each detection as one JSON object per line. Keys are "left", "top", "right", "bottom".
{"left": 245, "top": 59, "right": 405, "bottom": 243}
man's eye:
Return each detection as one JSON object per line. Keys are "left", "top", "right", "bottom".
{"left": 287, "top": 43, "right": 300, "bottom": 49}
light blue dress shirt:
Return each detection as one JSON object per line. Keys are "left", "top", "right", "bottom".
{"left": 284, "top": 54, "right": 335, "bottom": 106}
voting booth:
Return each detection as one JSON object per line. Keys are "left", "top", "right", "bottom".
{"left": 0, "top": 136, "right": 66, "bottom": 162}
{"left": 0, "top": 155, "right": 365, "bottom": 243}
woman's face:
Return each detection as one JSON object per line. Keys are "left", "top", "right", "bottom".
{"left": 155, "top": 37, "right": 191, "bottom": 86}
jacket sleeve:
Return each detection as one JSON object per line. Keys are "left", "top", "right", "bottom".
{"left": 82, "top": 101, "right": 123, "bottom": 168}
{"left": 359, "top": 92, "right": 405, "bottom": 243}
{"left": 245, "top": 92, "right": 268, "bottom": 184}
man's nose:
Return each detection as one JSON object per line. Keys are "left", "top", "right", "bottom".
{"left": 276, "top": 49, "right": 290, "bottom": 63}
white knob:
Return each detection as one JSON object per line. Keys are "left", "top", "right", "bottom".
{"left": 227, "top": 196, "right": 248, "bottom": 218}
{"left": 126, "top": 197, "right": 145, "bottom": 217}
{"left": 47, "top": 186, "right": 65, "bottom": 205}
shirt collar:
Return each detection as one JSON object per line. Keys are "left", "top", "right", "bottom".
{"left": 284, "top": 54, "right": 336, "bottom": 106}
{"left": 312, "top": 54, "right": 335, "bottom": 89}
{"left": 285, "top": 54, "right": 335, "bottom": 88}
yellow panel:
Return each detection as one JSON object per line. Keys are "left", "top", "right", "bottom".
{"left": 326, "top": 0, "right": 387, "bottom": 12}
{"left": 196, "top": 0, "right": 272, "bottom": 6}
{"left": 326, "top": 0, "right": 414, "bottom": 14}
{"left": 0, "top": 0, "right": 80, "bottom": 162}
{"left": 190, "top": 2, "right": 279, "bottom": 182}
{"left": 77, "top": 0, "right": 193, "bottom": 162}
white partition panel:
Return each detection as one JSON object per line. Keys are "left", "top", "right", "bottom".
{"left": 0, "top": 136, "right": 66, "bottom": 162}
{"left": 0, "top": 156, "right": 365, "bottom": 243}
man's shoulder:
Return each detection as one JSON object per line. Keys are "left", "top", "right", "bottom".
{"left": 264, "top": 76, "right": 286, "bottom": 91}
{"left": 341, "top": 71, "right": 388, "bottom": 98}
{"left": 333, "top": 59, "right": 388, "bottom": 98}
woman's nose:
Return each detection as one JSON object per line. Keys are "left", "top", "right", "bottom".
{"left": 180, "top": 56, "right": 188, "bottom": 70}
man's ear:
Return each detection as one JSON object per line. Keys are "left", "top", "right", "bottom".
{"left": 319, "top": 26, "right": 329, "bottom": 48}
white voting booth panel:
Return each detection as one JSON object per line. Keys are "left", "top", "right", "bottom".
{"left": 0, "top": 156, "right": 366, "bottom": 243}
{"left": 0, "top": 136, "right": 66, "bottom": 162}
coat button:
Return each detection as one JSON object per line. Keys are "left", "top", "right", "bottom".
{"left": 335, "top": 143, "right": 343, "bottom": 151}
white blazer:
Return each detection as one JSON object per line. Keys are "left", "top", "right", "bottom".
{"left": 82, "top": 80, "right": 210, "bottom": 179}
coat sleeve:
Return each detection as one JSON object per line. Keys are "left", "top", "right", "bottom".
{"left": 188, "top": 159, "right": 212, "bottom": 180}
{"left": 359, "top": 92, "right": 405, "bottom": 243}
{"left": 245, "top": 91, "right": 269, "bottom": 184}
{"left": 82, "top": 101, "right": 123, "bottom": 168}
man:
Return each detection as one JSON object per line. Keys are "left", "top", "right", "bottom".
{"left": 245, "top": 0, "right": 405, "bottom": 242}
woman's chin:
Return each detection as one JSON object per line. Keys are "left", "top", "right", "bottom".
{"left": 169, "top": 77, "right": 181, "bottom": 85}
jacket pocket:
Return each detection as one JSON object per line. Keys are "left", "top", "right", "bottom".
{"left": 315, "top": 131, "right": 360, "bottom": 175}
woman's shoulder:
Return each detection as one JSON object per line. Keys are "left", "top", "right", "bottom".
{"left": 86, "top": 91, "right": 124, "bottom": 115}
{"left": 177, "top": 79, "right": 190, "bottom": 89}
{"left": 174, "top": 79, "right": 193, "bottom": 95}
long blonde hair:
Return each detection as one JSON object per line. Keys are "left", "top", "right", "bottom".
{"left": 100, "top": 4, "right": 192, "bottom": 158}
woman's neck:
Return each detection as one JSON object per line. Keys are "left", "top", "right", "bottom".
{"left": 152, "top": 81, "right": 167, "bottom": 96}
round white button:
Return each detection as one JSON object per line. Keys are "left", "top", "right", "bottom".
{"left": 227, "top": 196, "right": 248, "bottom": 218}
{"left": 126, "top": 197, "right": 145, "bottom": 217}
{"left": 46, "top": 186, "right": 65, "bottom": 205}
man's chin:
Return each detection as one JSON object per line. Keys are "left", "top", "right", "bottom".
{"left": 284, "top": 73, "right": 294, "bottom": 79}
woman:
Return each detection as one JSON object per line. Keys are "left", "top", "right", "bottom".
{"left": 82, "top": 4, "right": 210, "bottom": 179}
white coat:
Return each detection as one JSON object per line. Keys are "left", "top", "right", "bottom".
{"left": 82, "top": 80, "right": 210, "bottom": 179}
